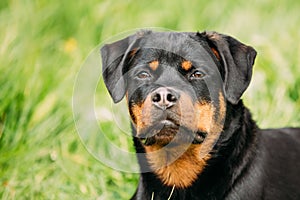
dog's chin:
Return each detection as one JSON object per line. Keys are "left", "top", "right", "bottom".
{"left": 138, "top": 120, "right": 206, "bottom": 146}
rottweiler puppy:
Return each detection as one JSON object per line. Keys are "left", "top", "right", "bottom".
{"left": 101, "top": 30, "right": 300, "bottom": 200}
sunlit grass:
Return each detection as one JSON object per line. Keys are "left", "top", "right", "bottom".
{"left": 0, "top": 0, "right": 299, "bottom": 199}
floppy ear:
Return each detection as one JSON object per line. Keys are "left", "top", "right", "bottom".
{"left": 101, "top": 34, "right": 140, "bottom": 103}
{"left": 203, "top": 31, "right": 257, "bottom": 104}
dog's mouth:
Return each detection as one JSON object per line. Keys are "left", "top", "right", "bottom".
{"left": 138, "top": 119, "right": 207, "bottom": 146}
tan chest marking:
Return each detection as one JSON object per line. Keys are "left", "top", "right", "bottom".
{"left": 145, "top": 144, "right": 210, "bottom": 188}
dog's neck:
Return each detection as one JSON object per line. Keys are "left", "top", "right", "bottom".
{"left": 132, "top": 101, "right": 258, "bottom": 199}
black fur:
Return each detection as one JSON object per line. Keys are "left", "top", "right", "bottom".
{"left": 101, "top": 30, "right": 300, "bottom": 200}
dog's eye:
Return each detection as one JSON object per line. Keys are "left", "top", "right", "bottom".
{"left": 190, "top": 70, "right": 205, "bottom": 79}
{"left": 137, "top": 71, "right": 151, "bottom": 79}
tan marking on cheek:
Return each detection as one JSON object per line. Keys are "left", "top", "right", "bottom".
{"left": 144, "top": 144, "right": 211, "bottom": 188}
{"left": 130, "top": 105, "right": 141, "bottom": 124}
{"left": 211, "top": 47, "right": 220, "bottom": 60}
{"left": 181, "top": 60, "right": 192, "bottom": 71}
{"left": 149, "top": 60, "right": 159, "bottom": 71}
{"left": 130, "top": 96, "right": 152, "bottom": 135}
{"left": 195, "top": 96, "right": 226, "bottom": 157}
{"left": 176, "top": 93, "right": 197, "bottom": 130}
{"left": 194, "top": 102, "right": 215, "bottom": 133}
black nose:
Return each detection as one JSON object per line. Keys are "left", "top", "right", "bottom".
{"left": 151, "top": 88, "right": 179, "bottom": 110}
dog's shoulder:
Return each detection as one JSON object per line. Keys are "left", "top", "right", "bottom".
{"left": 253, "top": 128, "right": 300, "bottom": 198}
{"left": 259, "top": 127, "right": 300, "bottom": 149}
{"left": 258, "top": 127, "right": 300, "bottom": 165}
{"left": 257, "top": 127, "right": 300, "bottom": 163}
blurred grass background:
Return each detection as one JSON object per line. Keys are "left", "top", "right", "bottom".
{"left": 0, "top": 0, "right": 299, "bottom": 199}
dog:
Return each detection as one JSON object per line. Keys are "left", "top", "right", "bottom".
{"left": 101, "top": 30, "right": 300, "bottom": 200}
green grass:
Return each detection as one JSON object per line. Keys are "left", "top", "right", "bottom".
{"left": 0, "top": 0, "right": 299, "bottom": 199}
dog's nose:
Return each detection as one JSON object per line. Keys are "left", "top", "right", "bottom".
{"left": 151, "top": 88, "right": 179, "bottom": 110}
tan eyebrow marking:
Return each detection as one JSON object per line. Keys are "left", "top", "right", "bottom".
{"left": 149, "top": 60, "right": 159, "bottom": 71}
{"left": 181, "top": 60, "right": 192, "bottom": 71}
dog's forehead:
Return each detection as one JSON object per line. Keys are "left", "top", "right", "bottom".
{"left": 140, "top": 32, "right": 191, "bottom": 48}
{"left": 137, "top": 32, "right": 216, "bottom": 67}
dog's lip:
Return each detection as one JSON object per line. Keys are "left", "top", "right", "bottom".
{"left": 140, "top": 132, "right": 206, "bottom": 146}
{"left": 192, "top": 131, "right": 207, "bottom": 144}
{"left": 137, "top": 115, "right": 207, "bottom": 145}
{"left": 138, "top": 121, "right": 207, "bottom": 146}
{"left": 139, "top": 119, "right": 179, "bottom": 138}
{"left": 161, "top": 119, "right": 177, "bottom": 127}
{"left": 138, "top": 120, "right": 178, "bottom": 144}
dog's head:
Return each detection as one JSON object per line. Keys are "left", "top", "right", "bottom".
{"left": 101, "top": 30, "right": 256, "bottom": 148}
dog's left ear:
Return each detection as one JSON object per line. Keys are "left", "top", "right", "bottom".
{"left": 203, "top": 32, "right": 257, "bottom": 104}
{"left": 101, "top": 33, "right": 141, "bottom": 103}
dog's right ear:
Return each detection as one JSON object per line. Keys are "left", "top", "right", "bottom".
{"left": 201, "top": 31, "right": 257, "bottom": 104}
{"left": 101, "top": 34, "right": 140, "bottom": 103}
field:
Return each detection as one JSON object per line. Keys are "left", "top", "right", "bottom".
{"left": 0, "top": 0, "right": 299, "bottom": 199}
